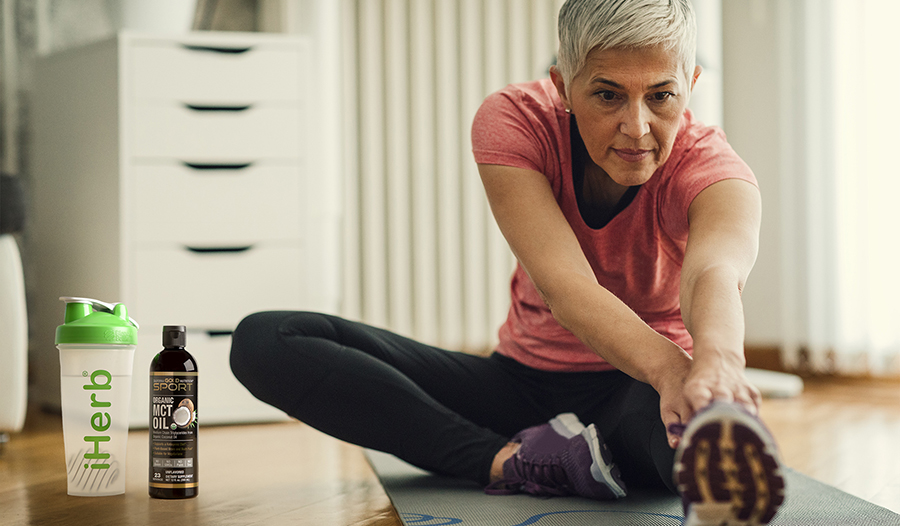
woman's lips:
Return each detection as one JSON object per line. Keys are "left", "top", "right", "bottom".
{"left": 613, "top": 148, "right": 651, "bottom": 162}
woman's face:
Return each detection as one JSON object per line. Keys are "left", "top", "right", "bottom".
{"left": 552, "top": 45, "right": 700, "bottom": 186}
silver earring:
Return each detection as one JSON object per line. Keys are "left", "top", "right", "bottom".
{"left": 565, "top": 108, "right": 571, "bottom": 114}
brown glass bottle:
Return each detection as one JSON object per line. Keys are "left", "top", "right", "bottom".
{"left": 149, "top": 325, "right": 198, "bottom": 499}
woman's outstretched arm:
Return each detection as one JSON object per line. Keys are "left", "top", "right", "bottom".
{"left": 680, "top": 178, "right": 762, "bottom": 415}
{"left": 478, "top": 162, "right": 694, "bottom": 446}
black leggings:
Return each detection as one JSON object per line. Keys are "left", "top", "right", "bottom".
{"left": 229, "top": 311, "right": 676, "bottom": 492}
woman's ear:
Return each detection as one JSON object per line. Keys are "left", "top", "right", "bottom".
{"left": 690, "top": 65, "right": 702, "bottom": 92}
{"left": 549, "top": 65, "right": 572, "bottom": 113}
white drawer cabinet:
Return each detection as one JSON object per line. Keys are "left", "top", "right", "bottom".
{"left": 131, "top": 164, "right": 307, "bottom": 245}
{"left": 133, "top": 245, "right": 306, "bottom": 329}
{"left": 130, "top": 42, "right": 303, "bottom": 103}
{"left": 29, "top": 32, "right": 340, "bottom": 427}
{"left": 131, "top": 104, "right": 304, "bottom": 160}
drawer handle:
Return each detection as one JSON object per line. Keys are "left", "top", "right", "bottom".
{"left": 206, "top": 330, "right": 234, "bottom": 338}
{"left": 181, "top": 44, "right": 253, "bottom": 54}
{"left": 184, "top": 103, "right": 253, "bottom": 112}
{"left": 182, "top": 161, "right": 254, "bottom": 171}
{"left": 185, "top": 245, "right": 254, "bottom": 254}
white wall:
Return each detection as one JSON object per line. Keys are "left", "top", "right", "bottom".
{"left": 690, "top": 0, "right": 723, "bottom": 128}
{"left": 722, "top": 0, "right": 785, "bottom": 347}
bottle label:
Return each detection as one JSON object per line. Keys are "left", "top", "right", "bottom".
{"left": 149, "top": 372, "right": 198, "bottom": 488}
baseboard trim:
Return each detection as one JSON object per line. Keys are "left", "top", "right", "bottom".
{"left": 744, "top": 345, "right": 900, "bottom": 381}
{"left": 744, "top": 345, "right": 785, "bottom": 372}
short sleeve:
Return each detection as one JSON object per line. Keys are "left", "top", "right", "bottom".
{"left": 658, "top": 126, "right": 758, "bottom": 241}
{"left": 471, "top": 82, "right": 565, "bottom": 176}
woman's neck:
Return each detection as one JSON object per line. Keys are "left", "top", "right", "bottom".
{"left": 582, "top": 161, "right": 629, "bottom": 209}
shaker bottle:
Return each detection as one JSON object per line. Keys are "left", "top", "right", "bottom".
{"left": 56, "top": 296, "right": 138, "bottom": 496}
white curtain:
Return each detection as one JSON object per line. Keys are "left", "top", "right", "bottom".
{"left": 782, "top": 0, "right": 900, "bottom": 376}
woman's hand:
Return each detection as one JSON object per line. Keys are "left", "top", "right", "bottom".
{"left": 657, "top": 371, "right": 691, "bottom": 449}
{"left": 648, "top": 354, "right": 693, "bottom": 449}
{"left": 683, "top": 352, "right": 761, "bottom": 415}
{"left": 656, "top": 352, "right": 761, "bottom": 449}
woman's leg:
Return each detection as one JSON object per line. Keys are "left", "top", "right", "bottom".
{"left": 229, "top": 311, "right": 539, "bottom": 485}
{"left": 606, "top": 379, "right": 677, "bottom": 493}
{"left": 564, "top": 371, "right": 676, "bottom": 493}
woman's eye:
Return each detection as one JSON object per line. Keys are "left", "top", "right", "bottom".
{"left": 596, "top": 90, "right": 618, "bottom": 102}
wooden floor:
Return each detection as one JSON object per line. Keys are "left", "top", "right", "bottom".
{"left": 2, "top": 376, "right": 898, "bottom": 525}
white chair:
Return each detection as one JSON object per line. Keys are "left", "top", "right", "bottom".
{"left": 0, "top": 173, "right": 27, "bottom": 451}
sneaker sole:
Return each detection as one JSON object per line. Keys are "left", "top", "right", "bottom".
{"left": 583, "top": 424, "right": 627, "bottom": 498}
{"left": 550, "top": 413, "right": 627, "bottom": 499}
{"left": 674, "top": 403, "right": 785, "bottom": 525}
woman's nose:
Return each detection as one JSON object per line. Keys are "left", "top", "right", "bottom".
{"left": 619, "top": 101, "right": 650, "bottom": 138}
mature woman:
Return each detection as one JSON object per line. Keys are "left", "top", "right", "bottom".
{"left": 230, "top": 1, "right": 784, "bottom": 524}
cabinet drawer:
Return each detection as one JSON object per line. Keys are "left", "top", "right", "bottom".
{"left": 129, "top": 40, "right": 304, "bottom": 104}
{"left": 128, "top": 327, "right": 291, "bottom": 427}
{"left": 131, "top": 104, "right": 302, "bottom": 161}
{"left": 133, "top": 245, "right": 305, "bottom": 329}
{"left": 130, "top": 163, "right": 304, "bottom": 246}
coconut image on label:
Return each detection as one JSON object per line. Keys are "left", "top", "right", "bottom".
{"left": 173, "top": 399, "right": 196, "bottom": 428}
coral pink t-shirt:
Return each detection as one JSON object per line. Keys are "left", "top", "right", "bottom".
{"left": 471, "top": 79, "right": 757, "bottom": 372}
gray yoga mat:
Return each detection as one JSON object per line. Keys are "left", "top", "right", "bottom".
{"left": 366, "top": 450, "right": 900, "bottom": 525}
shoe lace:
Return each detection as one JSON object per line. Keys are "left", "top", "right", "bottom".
{"left": 484, "top": 453, "right": 570, "bottom": 497}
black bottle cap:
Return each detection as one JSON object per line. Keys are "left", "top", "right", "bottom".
{"left": 162, "top": 325, "right": 187, "bottom": 348}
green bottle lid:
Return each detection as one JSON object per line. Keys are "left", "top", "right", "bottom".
{"left": 55, "top": 297, "right": 139, "bottom": 345}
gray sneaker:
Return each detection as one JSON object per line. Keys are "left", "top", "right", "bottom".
{"left": 674, "top": 401, "right": 786, "bottom": 525}
{"left": 485, "top": 413, "right": 627, "bottom": 500}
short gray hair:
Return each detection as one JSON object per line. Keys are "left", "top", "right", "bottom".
{"left": 556, "top": 0, "right": 697, "bottom": 90}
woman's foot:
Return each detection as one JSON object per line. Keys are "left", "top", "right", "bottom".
{"left": 674, "top": 401, "right": 785, "bottom": 525}
{"left": 485, "top": 413, "right": 627, "bottom": 500}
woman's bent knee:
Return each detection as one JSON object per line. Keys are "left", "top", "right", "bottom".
{"left": 230, "top": 311, "right": 286, "bottom": 388}
{"left": 230, "top": 311, "right": 330, "bottom": 388}
{"left": 229, "top": 311, "right": 345, "bottom": 414}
